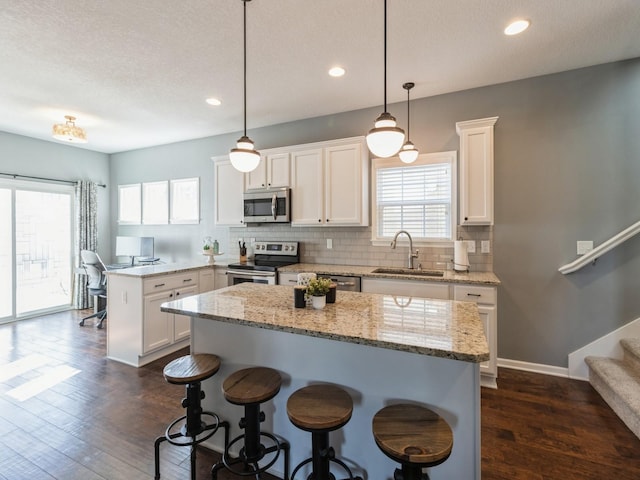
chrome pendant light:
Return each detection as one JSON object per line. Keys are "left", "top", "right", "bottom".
{"left": 366, "top": 0, "right": 405, "bottom": 158}
{"left": 229, "top": 0, "right": 260, "bottom": 173}
{"left": 399, "top": 82, "right": 419, "bottom": 163}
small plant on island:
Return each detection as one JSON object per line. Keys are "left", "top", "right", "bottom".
{"left": 305, "top": 277, "right": 332, "bottom": 297}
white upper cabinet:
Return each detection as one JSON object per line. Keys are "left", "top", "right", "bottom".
{"left": 456, "top": 117, "right": 498, "bottom": 225}
{"left": 213, "top": 156, "right": 245, "bottom": 226}
{"left": 291, "top": 137, "right": 369, "bottom": 227}
{"left": 246, "top": 152, "right": 290, "bottom": 190}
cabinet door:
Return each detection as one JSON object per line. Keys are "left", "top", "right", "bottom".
{"left": 199, "top": 269, "right": 215, "bottom": 293}
{"left": 266, "top": 153, "right": 290, "bottom": 188}
{"left": 245, "top": 159, "right": 267, "bottom": 190}
{"left": 214, "top": 158, "right": 245, "bottom": 226}
{"left": 291, "top": 149, "right": 324, "bottom": 225}
{"left": 214, "top": 268, "right": 228, "bottom": 289}
{"left": 477, "top": 304, "right": 497, "bottom": 376}
{"left": 173, "top": 285, "right": 198, "bottom": 341}
{"left": 143, "top": 291, "right": 173, "bottom": 353}
{"left": 457, "top": 117, "right": 497, "bottom": 225}
{"left": 324, "top": 143, "right": 366, "bottom": 226}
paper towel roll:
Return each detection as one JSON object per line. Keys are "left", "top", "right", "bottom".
{"left": 453, "top": 241, "right": 470, "bottom": 272}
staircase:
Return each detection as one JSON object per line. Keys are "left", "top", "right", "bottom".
{"left": 586, "top": 338, "right": 640, "bottom": 439}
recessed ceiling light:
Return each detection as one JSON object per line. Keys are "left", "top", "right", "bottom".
{"left": 328, "top": 66, "right": 346, "bottom": 77}
{"left": 504, "top": 19, "right": 530, "bottom": 36}
{"left": 206, "top": 97, "right": 221, "bottom": 106}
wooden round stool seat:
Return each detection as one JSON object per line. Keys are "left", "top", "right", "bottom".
{"left": 372, "top": 404, "right": 453, "bottom": 467}
{"left": 222, "top": 367, "right": 282, "bottom": 405}
{"left": 287, "top": 384, "right": 353, "bottom": 432}
{"left": 163, "top": 354, "right": 221, "bottom": 385}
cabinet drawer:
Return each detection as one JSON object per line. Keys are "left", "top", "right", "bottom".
{"left": 453, "top": 285, "right": 496, "bottom": 305}
{"left": 143, "top": 273, "right": 198, "bottom": 294}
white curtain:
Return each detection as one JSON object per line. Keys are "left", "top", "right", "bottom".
{"left": 72, "top": 180, "right": 98, "bottom": 309}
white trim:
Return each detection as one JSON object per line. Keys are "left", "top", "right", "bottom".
{"left": 497, "top": 358, "right": 571, "bottom": 379}
{"left": 568, "top": 317, "right": 640, "bottom": 380}
{"left": 455, "top": 116, "right": 499, "bottom": 133}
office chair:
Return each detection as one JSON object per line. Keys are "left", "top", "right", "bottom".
{"left": 80, "top": 250, "right": 108, "bottom": 329}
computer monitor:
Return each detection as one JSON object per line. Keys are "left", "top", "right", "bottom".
{"left": 115, "top": 236, "right": 154, "bottom": 266}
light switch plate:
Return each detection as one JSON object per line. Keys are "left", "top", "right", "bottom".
{"left": 465, "top": 240, "right": 476, "bottom": 253}
{"left": 327, "top": 238, "right": 333, "bottom": 249}
{"left": 577, "top": 241, "right": 593, "bottom": 255}
{"left": 481, "top": 240, "right": 491, "bottom": 254}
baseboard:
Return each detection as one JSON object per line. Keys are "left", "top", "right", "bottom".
{"left": 498, "top": 358, "right": 569, "bottom": 378}
{"left": 568, "top": 317, "right": 640, "bottom": 381}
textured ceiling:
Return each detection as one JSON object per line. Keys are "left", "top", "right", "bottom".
{"left": 1, "top": 0, "right": 639, "bottom": 154}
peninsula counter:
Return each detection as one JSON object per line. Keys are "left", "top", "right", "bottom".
{"left": 161, "top": 283, "right": 489, "bottom": 479}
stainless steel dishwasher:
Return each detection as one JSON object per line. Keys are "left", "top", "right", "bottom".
{"left": 319, "top": 274, "right": 361, "bottom": 292}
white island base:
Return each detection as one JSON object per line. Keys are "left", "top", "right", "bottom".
{"left": 191, "top": 318, "right": 481, "bottom": 480}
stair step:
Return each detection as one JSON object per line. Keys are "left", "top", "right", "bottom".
{"left": 586, "top": 356, "right": 640, "bottom": 439}
{"left": 621, "top": 338, "right": 640, "bottom": 372}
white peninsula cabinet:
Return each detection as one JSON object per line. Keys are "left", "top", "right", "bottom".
{"left": 291, "top": 137, "right": 368, "bottom": 226}
{"left": 107, "top": 264, "right": 215, "bottom": 367}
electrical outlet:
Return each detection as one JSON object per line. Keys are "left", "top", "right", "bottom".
{"left": 465, "top": 240, "right": 476, "bottom": 253}
{"left": 327, "top": 238, "right": 333, "bottom": 249}
{"left": 250, "top": 237, "right": 256, "bottom": 245}
{"left": 577, "top": 241, "right": 593, "bottom": 255}
{"left": 481, "top": 240, "right": 491, "bottom": 254}
{"left": 121, "top": 291, "right": 127, "bottom": 304}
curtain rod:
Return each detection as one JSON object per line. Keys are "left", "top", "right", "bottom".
{"left": 0, "top": 172, "right": 107, "bottom": 188}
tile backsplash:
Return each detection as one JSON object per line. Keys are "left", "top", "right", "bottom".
{"left": 228, "top": 224, "right": 493, "bottom": 272}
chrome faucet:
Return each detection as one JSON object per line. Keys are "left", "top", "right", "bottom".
{"left": 391, "top": 230, "right": 419, "bottom": 269}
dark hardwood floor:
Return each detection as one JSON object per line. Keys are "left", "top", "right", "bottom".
{"left": 1, "top": 310, "right": 639, "bottom": 479}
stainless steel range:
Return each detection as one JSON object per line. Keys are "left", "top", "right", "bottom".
{"left": 226, "top": 241, "right": 299, "bottom": 286}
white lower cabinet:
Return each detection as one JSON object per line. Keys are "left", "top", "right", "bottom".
{"left": 453, "top": 284, "right": 498, "bottom": 388}
{"left": 278, "top": 272, "right": 299, "bottom": 286}
{"left": 107, "top": 267, "right": 205, "bottom": 367}
{"left": 361, "top": 276, "right": 498, "bottom": 388}
{"left": 214, "top": 266, "right": 228, "bottom": 289}
{"left": 361, "top": 277, "right": 450, "bottom": 299}
{"left": 199, "top": 268, "right": 216, "bottom": 293}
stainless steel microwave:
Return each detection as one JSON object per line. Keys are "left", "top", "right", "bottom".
{"left": 243, "top": 187, "right": 291, "bottom": 223}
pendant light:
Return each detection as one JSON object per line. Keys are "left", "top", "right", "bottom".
{"left": 366, "top": 0, "right": 405, "bottom": 158}
{"left": 399, "top": 82, "right": 419, "bottom": 163}
{"left": 229, "top": 0, "right": 260, "bottom": 173}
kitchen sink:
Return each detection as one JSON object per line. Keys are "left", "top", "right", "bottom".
{"left": 371, "top": 267, "right": 445, "bottom": 277}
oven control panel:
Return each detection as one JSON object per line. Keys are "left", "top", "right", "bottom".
{"left": 253, "top": 241, "right": 298, "bottom": 256}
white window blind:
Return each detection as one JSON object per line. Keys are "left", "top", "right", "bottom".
{"left": 372, "top": 152, "right": 456, "bottom": 242}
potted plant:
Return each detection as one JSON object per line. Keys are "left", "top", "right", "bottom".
{"left": 305, "top": 277, "right": 332, "bottom": 309}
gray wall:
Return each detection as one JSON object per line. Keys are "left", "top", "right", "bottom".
{"left": 0, "top": 132, "right": 111, "bottom": 259}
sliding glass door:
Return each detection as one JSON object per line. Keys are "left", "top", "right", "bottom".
{"left": 0, "top": 180, "right": 74, "bottom": 323}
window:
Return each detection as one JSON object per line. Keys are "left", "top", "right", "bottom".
{"left": 371, "top": 151, "right": 457, "bottom": 245}
{"left": 118, "top": 184, "right": 141, "bottom": 224}
{"left": 170, "top": 177, "right": 199, "bottom": 224}
{"left": 142, "top": 181, "right": 169, "bottom": 225}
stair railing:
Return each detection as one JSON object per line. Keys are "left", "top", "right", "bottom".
{"left": 559, "top": 219, "right": 640, "bottom": 274}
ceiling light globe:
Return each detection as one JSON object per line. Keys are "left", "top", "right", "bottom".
{"left": 366, "top": 113, "right": 405, "bottom": 158}
{"left": 399, "top": 141, "right": 419, "bottom": 163}
{"left": 504, "top": 19, "right": 530, "bottom": 35}
{"left": 230, "top": 135, "right": 260, "bottom": 172}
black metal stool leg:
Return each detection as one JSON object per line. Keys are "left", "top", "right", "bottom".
{"left": 154, "top": 435, "right": 166, "bottom": 480}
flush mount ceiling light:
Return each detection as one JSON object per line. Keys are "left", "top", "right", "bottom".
{"left": 206, "top": 97, "right": 221, "bottom": 106}
{"left": 229, "top": 0, "right": 260, "bottom": 173}
{"left": 504, "top": 19, "right": 530, "bottom": 36}
{"left": 52, "top": 115, "right": 87, "bottom": 143}
{"left": 366, "top": 0, "right": 405, "bottom": 158}
{"left": 399, "top": 82, "right": 419, "bottom": 164}
{"left": 328, "top": 66, "right": 345, "bottom": 77}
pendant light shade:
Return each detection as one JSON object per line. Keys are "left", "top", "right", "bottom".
{"left": 398, "top": 82, "right": 419, "bottom": 164}
{"left": 229, "top": 0, "right": 260, "bottom": 173}
{"left": 366, "top": 0, "right": 405, "bottom": 158}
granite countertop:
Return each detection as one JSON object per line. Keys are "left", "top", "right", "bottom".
{"left": 161, "top": 283, "right": 489, "bottom": 363}
{"left": 278, "top": 263, "right": 500, "bottom": 286}
{"left": 105, "top": 260, "right": 215, "bottom": 278}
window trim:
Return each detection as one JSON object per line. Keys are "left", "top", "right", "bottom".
{"left": 370, "top": 151, "right": 457, "bottom": 247}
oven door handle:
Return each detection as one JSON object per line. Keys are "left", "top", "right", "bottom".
{"left": 226, "top": 269, "right": 276, "bottom": 277}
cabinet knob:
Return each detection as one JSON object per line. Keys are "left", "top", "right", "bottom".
{"left": 318, "top": 219, "right": 321, "bottom": 222}
{"left": 326, "top": 219, "right": 329, "bottom": 222}
{"left": 176, "top": 292, "right": 180, "bottom": 296}
{"left": 169, "top": 293, "right": 173, "bottom": 298}
{"left": 465, "top": 217, "right": 468, "bottom": 221}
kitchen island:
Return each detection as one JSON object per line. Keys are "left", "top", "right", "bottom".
{"left": 161, "top": 283, "right": 488, "bottom": 479}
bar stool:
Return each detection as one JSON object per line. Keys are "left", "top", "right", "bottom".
{"left": 211, "top": 367, "right": 290, "bottom": 479}
{"left": 287, "top": 384, "right": 362, "bottom": 480}
{"left": 154, "top": 354, "right": 230, "bottom": 480}
{"left": 372, "top": 404, "right": 453, "bottom": 480}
